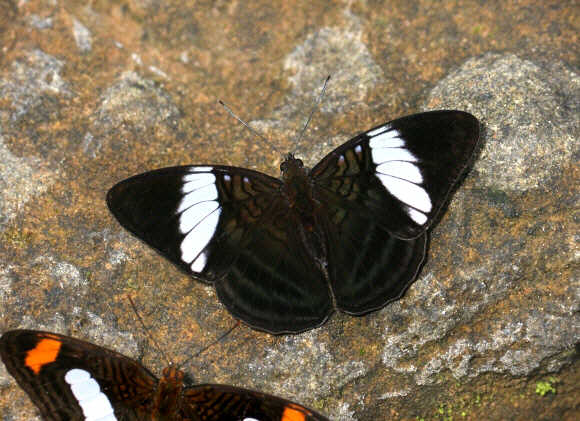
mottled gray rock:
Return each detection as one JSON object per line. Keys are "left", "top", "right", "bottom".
{"left": 0, "top": 136, "right": 53, "bottom": 227}
{"left": 283, "top": 25, "right": 385, "bottom": 113}
{"left": 252, "top": 24, "right": 385, "bottom": 162}
{"left": 0, "top": 49, "right": 70, "bottom": 121}
{"left": 428, "top": 53, "right": 580, "bottom": 191}
{"left": 72, "top": 17, "right": 92, "bottom": 53}
{"left": 84, "top": 71, "right": 181, "bottom": 157}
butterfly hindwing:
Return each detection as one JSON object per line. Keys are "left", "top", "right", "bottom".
{"left": 311, "top": 110, "right": 480, "bottom": 240}
{"left": 316, "top": 195, "right": 427, "bottom": 314}
{"left": 0, "top": 330, "right": 157, "bottom": 421}
{"left": 213, "top": 205, "right": 333, "bottom": 334}
{"left": 182, "top": 384, "right": 329, "bottom": 421}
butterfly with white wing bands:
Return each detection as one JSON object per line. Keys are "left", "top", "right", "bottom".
{"left": 107, "top": 101, "right": 479, "bottom": 334}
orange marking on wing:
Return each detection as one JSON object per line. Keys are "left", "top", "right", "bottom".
{"left": 24, "top": 338, "right": 62, "bottom": 374}
{"left": 282, "top": 404, "right": 308, "bottom": 421}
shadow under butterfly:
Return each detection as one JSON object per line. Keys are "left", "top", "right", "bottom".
{"left": 106, "top": 78, "right": 480, "bottom": 334}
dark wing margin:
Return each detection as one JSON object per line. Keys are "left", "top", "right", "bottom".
{"left": 0, "top": 330, "right": 157, "bottom": 421}
{"left": 310, "top": 110, "right": 480, "bottom": 240}
{"left": 181, "top": 384, "right": 331, "bottom": 421}
{"left": 107, "top": 165, "right": 332, "bottom": 334}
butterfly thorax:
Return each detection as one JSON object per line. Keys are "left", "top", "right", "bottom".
{"left": 280, "top": 153, "right": 317, "bottom": 217}
{"left": 151, "top": 365, "right": 185, "bottom": 420}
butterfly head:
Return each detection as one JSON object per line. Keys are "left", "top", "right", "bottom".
{"left": 161, "top": 364, "right": 185, "bottom": 382}
{"left": 280, "top": 153, "right": 305, "bottom": 178}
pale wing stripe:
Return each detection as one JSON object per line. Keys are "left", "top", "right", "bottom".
{"left": 181, "top": 173, "right": 215, "bottom": 194}
{"left": 64, "top": 368, "right": 90, "bottom": 383}
{"left": 407, "top": 207, "right": 428, "bottom": 225}
{"left": 191, "top": 252, "right": 207, "bottom": 272}
{"left": 376, "top": 161, "right": 423, "bottom": 184}
{"left": 368, "top": 128, "right": 404, "bottom": 148}
{"left": 177, "top": 183, "right": 218, "bottom": 213}
{"left": 181, "top": 210, "right": 221, "bottom": 266}
{"left": 68, "top": 377, "right": 100, "bottom": 400}
{"left": 179, "top": 201, "right": 219, "bottom": 234}
{"left": 377, "top": 174, "right": 432, "bottom": 213}
{"left": 187, "top": 166, "right": 213, "bottom": 174}
{"left": 370, "top": 147, "right": 417, "bottom": 164}
{"left": 65, "top": 369, "right": 117, "bottom": 421}
{"left": 367, "top": 126, "right": 388, "bottom": 136}
{"left": 83, "top": 394, "right": 116, "bottom": 421}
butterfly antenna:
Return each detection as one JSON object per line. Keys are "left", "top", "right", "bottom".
{"left": 127, "top": 295, "right": 171, "bottom": 367}
{"left": 218, "top": 100, "right": 284, "bottom": 157}
{"left": 178, "top": 321, "right": 242, "bottom": 370}
{"left": 292, "top": 75, "right": 331, "bottom": 153}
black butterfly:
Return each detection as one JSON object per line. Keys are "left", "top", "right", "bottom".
{"left": 0, "top": 329, "right": 330, "bottom": 420}
{"left": 107, "top": 105, "right": 479, "bottom": 334}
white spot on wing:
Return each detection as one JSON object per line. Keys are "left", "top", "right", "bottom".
{"left": 189, "top": 166, "right": 213, "bottom": 173}
{"left": 65, "top": 369, "right": 117, "bottom": 421}
{"left": 369, "top": 129, "right": 404, "bottom": 148}
{"left": 407, "top": 208, "right": 428, "bottom": 225}
{"left": 177, "top": 184, "right": 218, "bottom": 213}
{"left": 79, "top": 393, "right": 115, "bottom": 421}
{"left": 377, "top": 174, "right": 432, "bottom": 213}
{"left": 181, "top": 173, "right": 215, "bottom": 194}
{"left": 354, "top": 145, "right": 362, "bottom": 154}
{"left": 371, "top": 147, "right": 417, "bottom": 165}
{"left": 177, "top": 170, "right": 221, "bottom": 272}
{"left": 191, "top": 252, "right": 207, "bottom": 272}
{"left": 376, "top": 161, "right": 423, "bottom": 184}
{"left": 367, "top": 125, "right": 390, "bottom": 137}
{"left": 180, "top": 210, "right": 221, "bottom": 267}
{"left": 179, "top": 201, "right": 219, "bottom": 234}
{"left": 69, "top": 377, "right": 100, "bottom": 401}
{"left": 65, "top": 369, "right": 90, "bottom": 383}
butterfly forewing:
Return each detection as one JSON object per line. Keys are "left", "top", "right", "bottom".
{"left": 0, "top": 330, "right": 157, "bottom": 421}
{"left": 107, "top": 165, "right": 281, "bottom": 280}
{"left": 311, "top": 110, "right": 480, "bottom": 240}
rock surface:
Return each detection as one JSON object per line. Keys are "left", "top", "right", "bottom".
{"left": 0, "top": 1, "right": 578, "bottom": 420}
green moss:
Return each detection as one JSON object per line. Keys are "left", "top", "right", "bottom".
{"left": 3, "top": 227, "right": 34, "bottom": 248}
{"left": 535, "top": 377, "right": 559, "bottom": 396}
{"left": 123, "top": 278, "right": 140, "bottom": 291}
